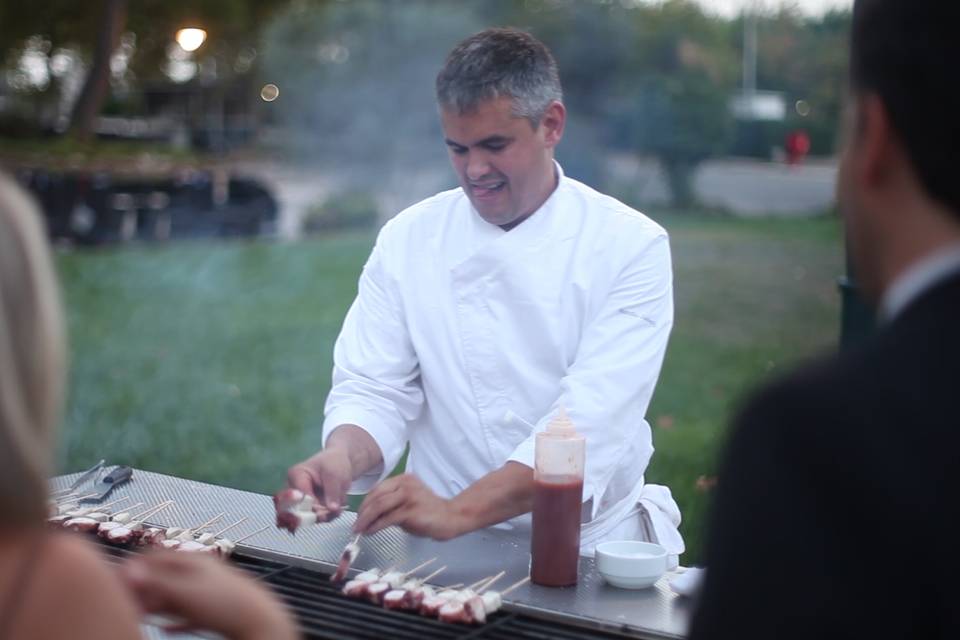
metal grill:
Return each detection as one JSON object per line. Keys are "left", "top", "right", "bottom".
{"left": 97, "top": 542, "right": 640, "bottom": 640}
{"left": 54, "top": 469, "right": 687, "bottom": 639}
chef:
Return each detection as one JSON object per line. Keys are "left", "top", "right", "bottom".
{"left": 286, "top": 27, "right": 684, "bottom": 561}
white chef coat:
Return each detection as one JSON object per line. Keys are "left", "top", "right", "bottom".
{"left": 323, "top": 163, "right": 684, "bottom": 557}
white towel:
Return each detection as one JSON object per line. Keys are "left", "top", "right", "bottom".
{"left": 638, "top": 483, "right": 685, "bottom": 558}
{"left": 669, "top": 566, "right": 705, "bottom": 598}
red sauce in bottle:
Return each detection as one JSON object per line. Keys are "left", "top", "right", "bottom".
{"left": 530, "top": 475, "right": 583, "bottom": 587}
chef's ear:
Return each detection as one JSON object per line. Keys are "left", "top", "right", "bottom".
{"left": 539, "top": 100, "right": 566, "bottom": 148}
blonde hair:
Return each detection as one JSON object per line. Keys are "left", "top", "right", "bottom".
{"left": 0, "top": 172, "right": 66, "bottom": 526}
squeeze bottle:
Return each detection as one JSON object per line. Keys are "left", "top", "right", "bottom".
{"left": 530, "top": 406, "right": 585, "bottom": 587}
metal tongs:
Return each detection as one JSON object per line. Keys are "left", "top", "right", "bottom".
{"left": 67, "top": 459, "right": 106, "bottom": 491}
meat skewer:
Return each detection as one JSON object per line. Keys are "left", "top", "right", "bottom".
{"left": 273, "top": 488, "right": 331, "bottom": 533}
{"left": 50, "top": 493, "right": 100, "bottom": 516}
{"left": 460, "top": 576, "right": 531, "bottom": 625}
{"left": 203, "top": 524, "right": 271, "bottom": 558}
{"left": 154, "top": 513, "right": 227, "bottom": 551}
{"left": 49, "top": 497, "right": 132, "bottom": 529}
{"left": 436, "top": 572, "right": 505, "bottom": 624}
{"left": 330, "top": 535, "right": 361, "bottom": 582}
{"left": 174, "top": 513, "right": 226, "bottom": 541}
{"left": 99, "top": 501, "right": 174, "bottom": 545}
{"left": 60, "top": 499, "right": 132, "bottom": 533}
{"left": 365, "top": 558, "right": 438, "bottom": 605}
{"left": 98, "top": 501, "right": 158, "bottom": 537}
{"left": 419, "top": 583, "right": 472, "bottom": 617}
{"left": 341, "top": 559, "right": 445, "bottom": 601}
{"left": 62, "top": 496, "right": 130, "bottom": 519}
{"left": 383, "top": 565, "right": 448, "bottom": 610}
{"left": 97, "top": 501, "right": 160, "bottom": 536}
{"left": 196, "top": 518, "right": 248, "bottom": 546}
{"left": 341, "top": 568, "right": 384, "bottom": 598}
{"left": 109, "top": 503, "right": 147, "bottom": 525}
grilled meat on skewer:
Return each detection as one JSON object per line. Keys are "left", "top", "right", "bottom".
{"left": 330, "top": 536, "right": 361, "bottom": 582}
{"left": 273, "top": 488, "right": 331, "bottom": 533}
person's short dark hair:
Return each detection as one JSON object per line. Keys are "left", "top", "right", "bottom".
{"left": 436, "top": 27, "right": 562, "bottom": 128}
{"left": 851, "top": 0, "right": 960, "bottom": 216}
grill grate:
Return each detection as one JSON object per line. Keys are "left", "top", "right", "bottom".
{"left": 96, "top": 541, "right": 639, "bottom": 640}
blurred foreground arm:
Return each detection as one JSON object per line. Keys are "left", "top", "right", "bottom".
{"left": 120, "top": 551, "right": 299, "bottom": 640}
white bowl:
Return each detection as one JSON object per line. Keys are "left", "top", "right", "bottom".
{"left": 595, "top": 541, "right": 668, "bottom": 589}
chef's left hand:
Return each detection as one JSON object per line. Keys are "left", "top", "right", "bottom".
{"left": 353, "top": 473, "right": 463, "bottom": 540}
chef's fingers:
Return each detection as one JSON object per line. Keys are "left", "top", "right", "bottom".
{"left": 287, "top": 463, "right": 321, "bottom": 499}
{"left": 318, "top": 465, "right": 349, "bottom": 513}
{"left": 354, "top": 479, "right": 405, "bottom": 534}
{"left": 361, "top": 505, "right": 409, "bottom": 536}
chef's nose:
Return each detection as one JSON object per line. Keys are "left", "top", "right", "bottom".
{"left": 466, "top": 153, "right": 492, "bottom": 182}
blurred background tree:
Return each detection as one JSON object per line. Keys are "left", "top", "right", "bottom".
{"left": 0, "top": 0, "right": 290, "bottom": 141}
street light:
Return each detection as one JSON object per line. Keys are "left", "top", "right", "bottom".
{"left": 176, "top": 28, "right": 207, "bottom": 53}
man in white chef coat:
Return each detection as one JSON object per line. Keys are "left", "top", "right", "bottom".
{"left": 286, "top": 27, "right": 684, "bottom": 559}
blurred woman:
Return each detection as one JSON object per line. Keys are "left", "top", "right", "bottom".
{"left": 0, "top": 172, "right": 297, "bottom": 640}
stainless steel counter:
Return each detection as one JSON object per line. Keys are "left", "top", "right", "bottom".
{"left": 53, "top": 468, "right": 692, "bottom": 639}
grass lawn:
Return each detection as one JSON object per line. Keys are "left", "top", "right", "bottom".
{"left": 55, "top": 212, "right": 843, "bottom": 566}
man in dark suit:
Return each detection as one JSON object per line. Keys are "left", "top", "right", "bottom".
{"left": 689, "top": 1, "right": 960, "bottom": 638}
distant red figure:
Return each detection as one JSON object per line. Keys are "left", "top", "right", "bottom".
{"left": 785, "top": 129, "right": 811, "bottom": 165}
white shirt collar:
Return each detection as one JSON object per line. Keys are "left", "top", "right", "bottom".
{"left": 881, "top": 243, "right": 960, "bottom": 321}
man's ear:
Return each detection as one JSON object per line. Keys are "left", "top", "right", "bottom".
{"left": 857, "top": 94, "right": 897, "bottom": 192}
{"left": 540, "top": 101, "right": 566, "bottom": 148}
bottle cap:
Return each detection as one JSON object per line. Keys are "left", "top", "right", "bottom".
{"left": 546, "top": 406, "right": 576, "bottom": 435}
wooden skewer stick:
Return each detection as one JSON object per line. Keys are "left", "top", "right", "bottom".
{"left": 131, "top": 500, "right": 175, "bottom": 522}
{"left": 438, "top": 583, "right": 464, "bottom": 593}
{"left": 213, "top": 518, "right": 248, "bottom": 537}
{"left": 499, "top": 576, "right": 531, "bottom": 597}
{"left": 467, "top": 575, "right": 496, "bottom": 591}
{"left": 121, "top": 502, "right": 146, "bottom": 514}
{"left": 233, "top": 525, "right": 271, "bottom": 545}
{"left": 419, "top": 566, "right": 447, "bottom": 584}
{"left": 350, "top": 534, "right": 361, "bottom": 546}
{"left": 129, "top": 500, "right": 173, "bottom": 520}
{"left": 476, "top": 570, "right": 506, "bottom": 594}
{"left": 402, "top": 557, "right": 437, "bottom": 577}
{"left": 193, "top": 512, "right": 226, "bottom": 532}
{"left": 95, "top": 496, "right": 131, "bottom": 511}
{"left": 61, "top": 492, "right": 99, "bottom": 503}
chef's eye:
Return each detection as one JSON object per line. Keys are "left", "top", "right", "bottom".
{"left": 448, "top": 144, "right": 467, "bottom": 155}
{"left": 483, "top": 142, "right": 507, "bottom": 152}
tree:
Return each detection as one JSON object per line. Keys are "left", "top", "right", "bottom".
{"left": 493, "top": 0, "right": 738, "bottom": 207}
{"left": 0, "top": 0, "right": 291, "bottom": 140}
{"left": 259, "top": 0, "right": 485, "bottom": 209}
{"left": 617, "top": 0, "right": 738, "bottom": 208}
{"left": 69, "top": 0, "right": 127, "bottom": 141}
{"left": 748, "top": 8, "right": 851, "bottom": 154}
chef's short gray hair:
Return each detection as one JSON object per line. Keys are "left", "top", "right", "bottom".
{"left": 0, "top": 172, "right": 65, "bottom": 525}
{"left": 436, "top": 27, "right": 563, "bottom": 128}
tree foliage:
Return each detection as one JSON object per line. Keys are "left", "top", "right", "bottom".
{"left": 0, "top": 0, "right": 290, "bottom": 138}
{"left": 0, "top": 0, "right": 851, "bottom": 205}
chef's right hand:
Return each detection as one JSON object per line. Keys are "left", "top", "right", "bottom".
{"left": 286, "top": 448, "right": 353, "bottom": 515}
{"left": 287, "top": 424, "right": 383, "bottom": 514}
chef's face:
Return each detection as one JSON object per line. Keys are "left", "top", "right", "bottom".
{"left": 441, "top": 96, "right": 565, "bottom": 229}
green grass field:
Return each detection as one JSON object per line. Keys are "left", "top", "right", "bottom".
{"left": 55, "top": 213, "right": 843, "bottom": 565}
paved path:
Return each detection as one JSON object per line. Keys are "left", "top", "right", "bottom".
{"left": 609, "top": 155, "right": 838, "bottom": 216}
{"left": 241, "top": 156, "right": 839, "bottom": 240}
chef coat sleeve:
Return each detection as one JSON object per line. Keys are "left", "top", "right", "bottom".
{"left": 507, "top": 232, "right": 673, "bottom": 517}
{"left": 322, "top": 235, "right": 423, "bottom": 494}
